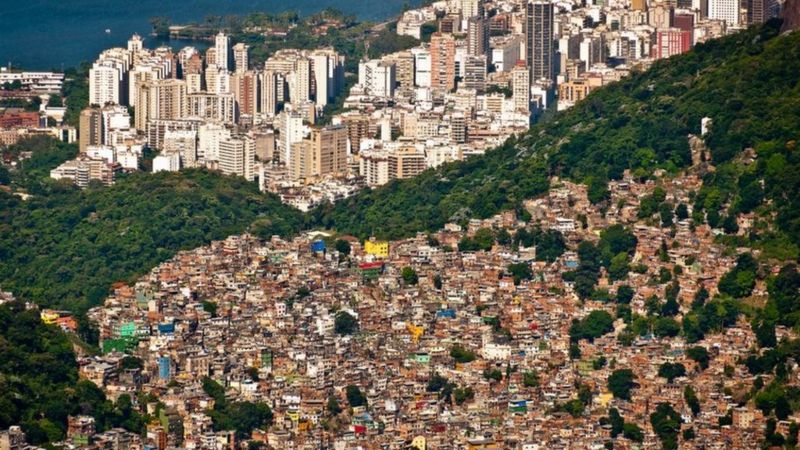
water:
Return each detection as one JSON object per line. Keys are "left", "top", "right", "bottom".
{"left": 0, "top": 0, "right": 415, "bottom": 70}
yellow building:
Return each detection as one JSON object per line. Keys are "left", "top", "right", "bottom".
{"left": 411, "top": 436, "right": 426, "bottom": 450}
{"left": 364, "top": 239, "right": 389, "bottom": 258}
{"left": 40, "top": 310, "right": 60, "bottom": 325}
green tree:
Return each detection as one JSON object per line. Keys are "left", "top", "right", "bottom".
{"left": 684, "top": 386, "right": 700, "bottom": 416}
{"left": 345, "top": 385, "right": 367, "bottom": 407}
{"left": 327, "top": 396, "right": 342, "bottom": 415}
{"left": 450, "top": 344, "right": 476, "bottom": 364}
{"left": 608, "top": 369, "right": 636, "bottom": 400}
{"left": 334, "top": 239, "right": 351, "bottom": 256}
{"left": 650, "top": 403, "right": 681, "bottom": 450}
{"left": 569, "top": 310, "right": 615, "bottom": 343}
{"left": 616, "top": 285, "right": 634, "bottom": 304}
{"left": 658, "top": 362, "right": 686, "bottom": 382}
{"left": 334, "top": 311, "right": 359, "bottom": 335}
{"left": 523, "top": 371, "right": 539, "bottom": 387}
{"left": 507, "top": 262, "right": 533, "bottom": 285}
{"left": 686, "top": 346, "right": 710, "bottom": 370}
{"left": 401, "top": 266, "right": 419, "bottom": 285}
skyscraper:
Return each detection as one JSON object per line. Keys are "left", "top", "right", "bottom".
{"left": 135, "top": 79, "right": 187, "bottom": 131}
{"left": 310, "top": 49, "right": 345, "bottom": 107}
{"left": 430, "top": 33, "right": 456, "bottom": 91}
{"left": 708, "top": 0, "right": 740, "bottom": 26}
{"left": 215, "top": 32, "right": 232, "bottom": 71}
{"left": 218, "top": 135, "right": 255, "bottom": 181}
{"left": 232, "top": 71, "right": 258, "bottom": 116}
{"left": 462, "top": 55, "right": 487, "bottom": 93}
{"left": 232, "top": 43, "right": 249, "bottom": 73}
{"left": 89, "top": 60, "right": 126, "bottom": 106}
{"left": 467, "top": 16, "right": 489, "bottom": 56}
{"left": 79, "top": 107, "right": 103, "bottom": 152}
{"left": 259, "top": 70, "right": 279, "bottom": 117}
{"left": 526, "top": 0, "right": 555, "bottom": 82}
{"left": 511, "top": 61, "right": 531, "bottom": 113}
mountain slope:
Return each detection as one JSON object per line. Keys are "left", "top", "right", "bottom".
{"left": 0, "top": 169, "right": 304, "bottom": 313}
{"left": 311, "top": 20, "right": 800, "bottom": 241}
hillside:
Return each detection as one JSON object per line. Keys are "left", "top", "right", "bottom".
{"left": 0, "top": 301, "right": 151, "bottom": 443}
{"left": 0, "top": 169, "right": 304, "bottom": 314}
{"left": 311, "top": 20, "right": 800, "bottom": 243}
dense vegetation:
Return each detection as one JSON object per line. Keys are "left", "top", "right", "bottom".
{"left": 311, "top": 21, "right": 800, "bottom": 242}
{"left": 202, "top": 377, "right": 273, "bottom": 438}
{"left": 0, "top": 301, "right": 148, "bottom": 443}
{"left": 0, "top": 167, "right": 304, "bottom": 313}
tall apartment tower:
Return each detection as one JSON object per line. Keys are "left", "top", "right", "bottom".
{"left": 79, "top": 107, "right": 103, "bottom": 152}
{"left": 288, "top": 125, "right": 348, "bottom": 180}
{"left": 289, "top": 58, "right": 312, "bottom": 104}
{"left": 708, "top": 0, "right": 740, "bottom": 25}
{"left": 215, "top": 32, "right": 232, "bottom": 71}
{"left": 467, "top": 16, "right": 489, "bottom": 56}
{"left": 314, "top": 124, "right": 348, "bottom": 177}
{"left": 259, "top": 70, "right": 279, "bottom": 116}
{"left": 430, "top": 32, "right": 456, "bottom": 91}
{"left": 232, "top": 43, "right": 249, "bottom": 73}
{"left": 310, "top": 49, "right": 345, "bottom": 107}
{"left": 233, "top": 71, "right": 258, "bottom": 116}
{"left": 511, "top": 61, "right": 531, "bottom": 113}
{"left": 462, "top": 55, "right": 487, "bottom": 93}
{"left": 89, "top": 61, "right": 126, "bottom": 106}
{"left": 135, "top": 79, "right": 187, "bottom": 132}
{"left": 218, "top": 135, "right": 255, "bottom": 181}
{"left": 127, "top": 34, "right": 144, "bottom": 53}
{"left": 746, "top": 0, "right": 779, "bottom": 23}
{"left": 526, "top": 0, "right": 555, "bottom": 82}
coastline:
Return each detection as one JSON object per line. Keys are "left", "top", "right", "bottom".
{"left": 0, "top": 0, "right": 421, "bottom": 71}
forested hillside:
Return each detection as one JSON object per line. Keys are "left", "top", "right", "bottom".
{"left": 0, "top": 169, "right": 304, "bottom": 313}
{"left": 311, "top": 20, "right": 800, "bottom": 242}
{"left": 0, "top": 301, "right": 151, "bottom": 444}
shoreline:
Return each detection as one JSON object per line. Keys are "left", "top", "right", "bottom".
{"left": 1, "top": 2, "right": 421, "bottom": 71}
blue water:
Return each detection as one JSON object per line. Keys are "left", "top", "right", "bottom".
{"left": 0, "top": 0, "right": 415, "bottom": 70}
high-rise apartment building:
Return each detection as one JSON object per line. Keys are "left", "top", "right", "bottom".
{"left": 79, "top": 107, "right": 103, "bottom": 152}
{"left": 358, "top": 60, "right": 397, "bottom": 97}
{"left": 289, "top": 58, "right": 312, "bottom": 105}
{"left": 467, "top": 16, "right": 489, "bottom": 56}
{"left": 654, "top": 28, "right": 692, "bottom": 59}
{"left": 385, "top": 51, "right": 415, "bottom": 89}
{"left": 462, "top": 55, "right": 487, "bottom": 93}
{"left": 310, "top": 49, "right": 345, "bottom": 107}
{"left": 89, "top": 60, "right": 127, "bottom": 106}
{"left": 232, "top": 43, "right": 249, "bottom": 73}
{"left": 163, "top": 130, "right": 198, "bottom": 167}
{"left": 218, "top": 135, "right": 255, "bottom": 181}
{"left": 388, "top": 146, "right": 427, "bottom": 180}
{"left": 233, "top": 71, "right": 258, "bottom": 116}
{"left": 411, "top": 47, "right": 432, "bottom": 88}
{"left": 342, "top": 114, "right": 372, "bottom": 154}
{"left": 314, "top": 124, "right": 348, "bottom": 177}
{"left": 135, "top": 79, "right": 187, "bottom": 131}
{"left": 708, "top": 0, "right": 740, "bottom": 26}
{"left": 198, "top": 122, "right": 231, "bottom": 161}
{"left": 289, "top": 124, "right": 348, "bottom": 180}
{"left": 526, "top": 1, "right": 555, "bottom": 82}
{"left": 431, "top": 33, "right": 456, "bottom": 91}
{"left": 259, "top": 70, "right": 279, "bottom": 117}
{"left": 215, "top": 32, "right": 232, "bottom": 71}
{"left": 511, "top": 61, "right": 531, "bottom": 113}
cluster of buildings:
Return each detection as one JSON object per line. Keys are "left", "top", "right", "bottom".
{"left": 42, "top": 0, "right": 781, "bottom": 195}
{"left": 392, "top": 0, "right": 781, "bottom": 115}
{"left": 66, "top": 32, "right": 349, "bottom": 190}
{"left": 74, "top": 154, "right": 782, "bottom": 448}
{"left": 0, "top": 68, "right": 75, "bottom": 148}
